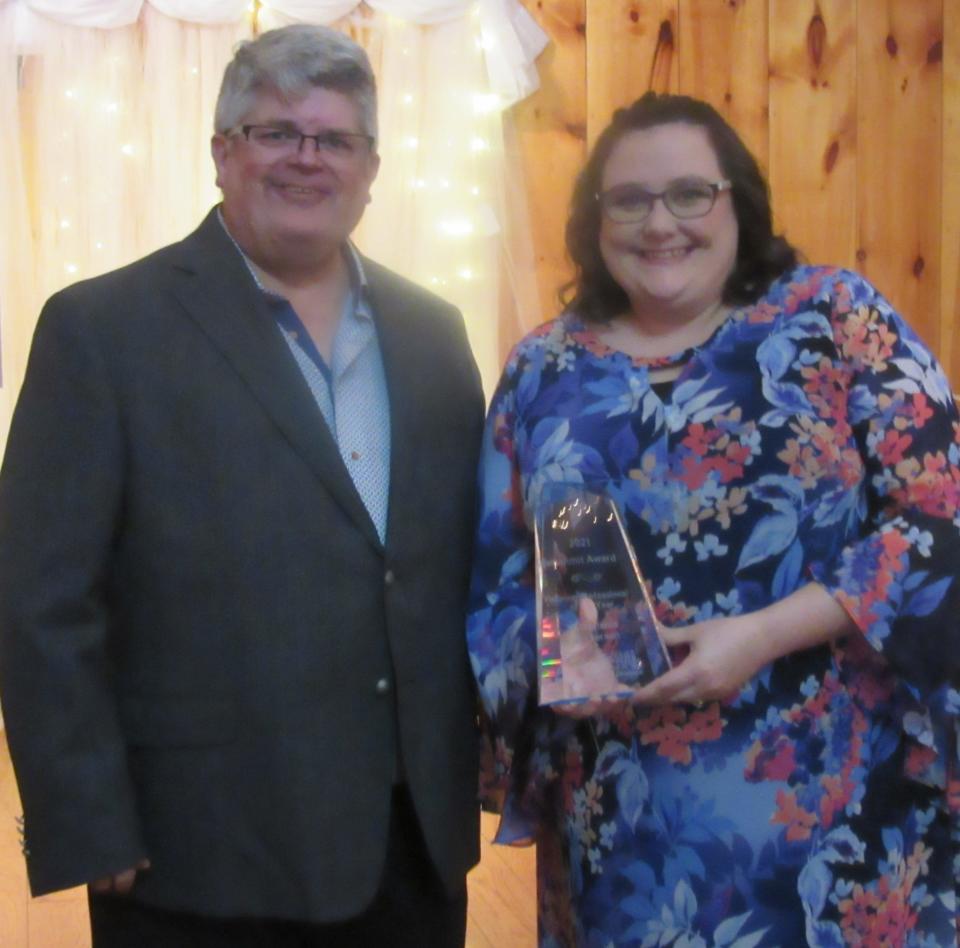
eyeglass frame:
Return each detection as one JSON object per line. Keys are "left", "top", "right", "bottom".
{"left": 595, "top": 178, "right": 733, "bottom": 224}
{"left": 231, "top": 124, "right": 376, "bottom": 158}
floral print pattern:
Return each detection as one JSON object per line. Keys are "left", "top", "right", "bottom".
{"left": 467, "top": 267, "right": 960, "bottom": 946}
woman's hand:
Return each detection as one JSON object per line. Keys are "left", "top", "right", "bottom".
{"left": 631, "top": 584, "right": 857, "bottom": 707}
{"left": 551, "top": 598, "right": 622, "bottom": 718}
{"left": 550, "top": 584, "right": 857, "bottom": 714}
{"left": 630, "top": 613, "right": 769, "bottom": 707}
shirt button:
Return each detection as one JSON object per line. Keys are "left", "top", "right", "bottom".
{"left": 350, "top": 450, "right": 361, "bottom": 461}
{"left": 384, "top": 569, "right": 395, "bottom": 586}
{"left": 375, "top": 678, "right": 390, "bottom": 695}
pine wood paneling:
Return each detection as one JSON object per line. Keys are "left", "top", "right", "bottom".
{"left": 678, "top": 0, "right": 769, "bottom": 172}
{"left": 944, "top": 0, "right": 959, "bottom": 381}
{"left": 509, "top": 0, "right": 587, "bottom": 329}
{"left": 515, "top": 0, "right": 958, "bottom": 385}
{"left": 857, "top": 0, "right": 943, "bottom": 349}
{"left": 768, "top": 0, "right": 857, "bottom": 268}
{"left": 585, "top": 0, "right": 679, "bottom": 144}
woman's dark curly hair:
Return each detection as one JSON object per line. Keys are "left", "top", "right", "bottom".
{"left": 562, "top": 92, "right": 798, "bottom": 322}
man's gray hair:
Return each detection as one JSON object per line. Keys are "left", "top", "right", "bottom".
{"left": 214, "top": 25, "right": 378, "bottom": 144}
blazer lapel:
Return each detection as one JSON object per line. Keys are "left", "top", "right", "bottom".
{"left": 167, "top": 210, "right": 383, "bottom": 553}
{"left": 364, "top": 261, "right": 427, "bottom": 555}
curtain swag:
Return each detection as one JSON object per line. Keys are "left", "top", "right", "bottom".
{"left": 5, "top": 0, "right": 547, "bottom": 106}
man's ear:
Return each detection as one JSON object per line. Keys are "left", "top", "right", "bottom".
{"left": 364, "top": 150, "right": 381, "bottom": 203}
{"left": 211, "top": 134, "right": 228, "bottom": 189}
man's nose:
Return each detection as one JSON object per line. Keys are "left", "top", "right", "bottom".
{"left": 293, "top": 135, "right": 326, "bottom": 164}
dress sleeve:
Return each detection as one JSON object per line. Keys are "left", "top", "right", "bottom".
{"left": 810, "top": 271, "right": 960, "bottom": 696}
{"left": 466, "top": 347, "right": 542, "bottom": 836}
{"left": 811, "top": 271, "right": 960, "bottom": 920}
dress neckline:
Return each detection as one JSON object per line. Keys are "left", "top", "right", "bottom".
{"left": 564, "top": 306, "right": 739, "bottom": 368}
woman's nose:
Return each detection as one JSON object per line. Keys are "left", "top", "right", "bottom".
{"left": 640, "top": 197, "right": 676, "bottom": 235}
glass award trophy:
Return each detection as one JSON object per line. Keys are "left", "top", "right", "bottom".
{"left": 534, "top": 484, "right": 671, "bottom": 706}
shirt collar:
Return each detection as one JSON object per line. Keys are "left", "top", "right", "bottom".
{"left": 216, "top": 207, "right": 370, "bottom": 311}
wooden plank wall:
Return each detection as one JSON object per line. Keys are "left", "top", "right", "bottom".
{"left": 513, "top": 0, "right": 960, "bottom": 387}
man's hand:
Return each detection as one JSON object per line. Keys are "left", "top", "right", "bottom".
{"left": 90, "top": 858, "right": 151, "bottom": 896}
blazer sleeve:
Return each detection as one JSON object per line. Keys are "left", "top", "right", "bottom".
{"left": 0, "top": 290, "right": 146, "bottom": 895}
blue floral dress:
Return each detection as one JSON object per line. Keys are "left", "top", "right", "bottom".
{"left": 467, "top": 267, "right": 960, "bottom": 947}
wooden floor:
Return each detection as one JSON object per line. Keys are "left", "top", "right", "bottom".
{"left": 0, "top": 732, "right": 535, "bottom": 946}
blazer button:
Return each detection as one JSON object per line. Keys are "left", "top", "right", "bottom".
{"left": 375, "top": 678, "right": 391, "bottom": 695}
{"left": 384, "top": 569, "right": 396, "bottom": 586}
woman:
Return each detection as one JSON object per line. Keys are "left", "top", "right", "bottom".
{"left": 467, "top": 92, "right": 960, "bottom": 946}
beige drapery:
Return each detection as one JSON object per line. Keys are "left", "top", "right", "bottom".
{"left": 0, "top": 0, "right": 546, "bottom": 454}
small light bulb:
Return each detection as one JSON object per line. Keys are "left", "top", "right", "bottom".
{"left": 472, "top": 93, "right": 501, "bottom": 115}
{"left": 439, "top": 218, "right": 474, "bottom": 237}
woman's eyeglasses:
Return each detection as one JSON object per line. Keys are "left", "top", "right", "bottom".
{"left": 596, "top": 178, "right": 732, "bottom": 223}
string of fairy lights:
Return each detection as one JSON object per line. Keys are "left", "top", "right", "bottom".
{"left": 46, "top": 0, "right": 502, "bottom": 318}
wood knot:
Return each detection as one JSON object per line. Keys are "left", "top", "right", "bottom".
{"left": 629, "top": 9, "right": 639, "bottom": 23}
{"left": 886, "top": 34, "right": 898, "bottom": 57}
{"left": 856, "top": 248, "right": 867, "bottom": 263}
{"left": 807, "top": 14, "right": 826, "bottom": 67}
{"left": 927, "top": 40, "right": 943, "bottom": 65}
{"left": 913, "top": 256, "right": 925, "bottom": 278}
{"left": 824, "top": 140, "right": 839, "bottom": 174}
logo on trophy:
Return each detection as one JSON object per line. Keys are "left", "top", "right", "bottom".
{"left": 534, "top": 484, "right": 671, "bottom": 705}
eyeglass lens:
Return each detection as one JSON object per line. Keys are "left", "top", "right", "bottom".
{"left": 243, "top": 125, "right": 369, "bottom": 158}
{"left": 601, "top": 179, "right": 721, "bottom": 222}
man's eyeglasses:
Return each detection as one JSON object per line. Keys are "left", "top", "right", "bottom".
{"left": 233, "top": 125, "right": 374, "bottom": 159}
{"left": 596, "top": 178, "right": 732, "bottom": 223}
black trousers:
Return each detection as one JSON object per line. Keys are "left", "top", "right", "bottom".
{"left": 88, "top": 786, "right": 467, "bottom": 948}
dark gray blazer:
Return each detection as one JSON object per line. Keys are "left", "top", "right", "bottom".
{"left": 0, "top": 208, "right": 484, "bottom": 922}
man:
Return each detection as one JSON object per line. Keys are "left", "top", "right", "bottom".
{"left": 0, "top": 24, "right": 483, "bottom": 946}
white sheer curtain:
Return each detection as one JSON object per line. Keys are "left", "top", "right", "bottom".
{"left": 0, "top": 0, "right": 546, "bottom": 454}
{"left": 0, "top": 19, "right": 29, "bottom": 445}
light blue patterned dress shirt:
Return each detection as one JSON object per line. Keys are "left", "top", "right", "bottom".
{"left": 220, "top": 215, "right": 391, "bottom": 543}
